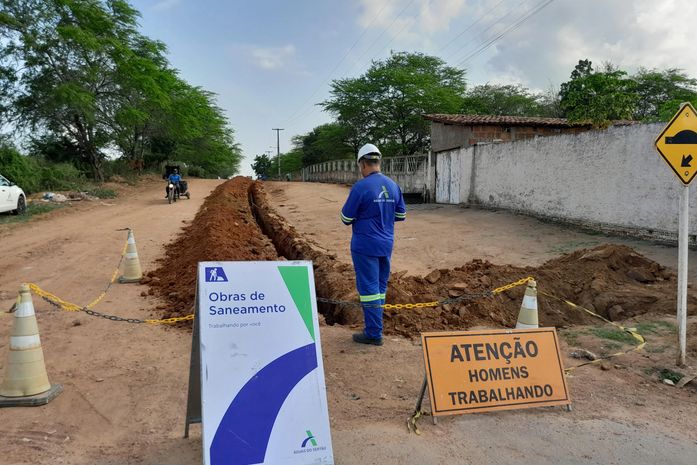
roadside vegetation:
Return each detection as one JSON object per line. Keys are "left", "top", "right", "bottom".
{"left": 254, "top": 55, "right": 697, "bottom": 178}
{"left": 0, "top": 0, "right": 241, "bottom": 192}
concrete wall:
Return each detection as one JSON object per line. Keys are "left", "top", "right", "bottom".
{"left": 434, "top": 123, "right": 696, "bottom": 242}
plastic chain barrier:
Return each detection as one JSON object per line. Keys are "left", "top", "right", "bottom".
{"left": 26, "top": 271, "right": 537, "bottom": 325}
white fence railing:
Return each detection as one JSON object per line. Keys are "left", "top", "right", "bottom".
{"left": 301, "top": 155, "right": 428, "bottom": 194}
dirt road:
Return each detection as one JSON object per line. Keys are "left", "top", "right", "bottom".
{"left": 0, "top": 179, "right": 223, "bottom": 465}
{"left": 1, "top": 179, "right": 696, "bottom": 465}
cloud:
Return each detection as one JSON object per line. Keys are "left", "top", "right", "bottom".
{"left": 478, "top": 0, "right": 697, "bottom": 89}
{"left": 248, "top": 44, "right": 297, "bottom": 70}
{"left": 152, "top": 0, "right": 180, "bottom": 12}
{"left": 358, "top": 0, "right": 467, "bottom": 33}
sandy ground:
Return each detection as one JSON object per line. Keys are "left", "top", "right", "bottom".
{"left": 0, "top": 179, "right": 696, "bottom": 465}
{"left": 266, "top": 181, "right": 697, "bottom": 283}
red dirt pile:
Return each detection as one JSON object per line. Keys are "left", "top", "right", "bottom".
{"left": 146, "top": 177, "right": 278, "bottom": 318}
{"left": 149, "top": 179, "right": 694, "bottom": 339}
{"left": 251, "top": 183, "right": 695, "bottom": 337}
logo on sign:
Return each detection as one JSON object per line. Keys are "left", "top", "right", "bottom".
{"left": 205, "top": 267, "right": 228, "bottom": 282}
{"left": 301, "top": 430, "right": 317, "bottom": 448}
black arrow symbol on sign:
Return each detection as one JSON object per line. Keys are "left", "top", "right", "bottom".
{"left": 681, "top": 154, "right": 693, "bottom": 167}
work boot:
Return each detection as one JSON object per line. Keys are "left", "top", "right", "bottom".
{"left": 352, "top": 332, "right": 383, "bottom": 346}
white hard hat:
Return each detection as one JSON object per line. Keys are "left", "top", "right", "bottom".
{"left": 357, "top": 143, "right": 381, "bottom": 163}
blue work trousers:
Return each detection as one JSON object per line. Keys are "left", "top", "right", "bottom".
{"left": 351, "top": 251, "right": 391, "bottom": 339}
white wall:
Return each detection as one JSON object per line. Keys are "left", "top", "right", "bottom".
{"left": 435, "top": 123, "right": 695, "bottom": 239}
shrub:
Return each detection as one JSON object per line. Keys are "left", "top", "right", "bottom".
{"left": 86, "top": 187, "right": 117, "bottom": 199}
{"left": 187, "top": 165, "right": 206, "bottom": 177}
{"left": 0, "top": 144, "right": 42, "bottom": 193}
{"left": 39, "top": 163, "right": 85, "bottom": 191}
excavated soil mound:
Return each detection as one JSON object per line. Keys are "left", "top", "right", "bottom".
{"left": 147, "top": 177, "right": 278, "bottom": 318}
{"left": 148, "top": 179, "right": 694, "bottom": 338}
{"left": 251, "top": 183, "right": 695, "bottom": 337}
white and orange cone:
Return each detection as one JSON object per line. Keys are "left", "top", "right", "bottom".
{"left": 0, "top": 284, "right": 61, "bottom": 405}
{"left": 118, "top": 229, "right": 143, "bottom": 283}
{"left": 515, "top": 280, "right": 539, "bottom": 329}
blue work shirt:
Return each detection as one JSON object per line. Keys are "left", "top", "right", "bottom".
{"left": 169, "top": 173, "right": 181, "bottom": 183}
{"left": 341, "top": 172, "right": 406, "bottom": 257}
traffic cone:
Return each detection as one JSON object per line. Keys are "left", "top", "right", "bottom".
{"left": 0, "top": 284, "right": 62, "bottom": 406}
{"left": 118, "top": 229, "right": 143, "bottom": 283}
{"left": 515, "top": 280, "right": 539, "bottom": 329}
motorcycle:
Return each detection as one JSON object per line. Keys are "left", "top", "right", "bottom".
{"left": 166, "top": 180, "right": 190, "bottom": 204}
{"left": 167, "top": 182, "right": 178, "bottom": 204}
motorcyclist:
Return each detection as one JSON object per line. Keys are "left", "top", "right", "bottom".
{"left": 166, "top": 168, "right": 182, "bottom": 199}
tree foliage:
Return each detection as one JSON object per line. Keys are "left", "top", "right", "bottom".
{"left": 251, "top": 154, "right": 272, "bottom": 178}
{"left": 0, "top": 0, "right": 241, "bottom": 180}
{"left": 462, "top": 84, "right": 549, "bottom": 116}
{"left": 559, "top": 60, "right": 638, "bottom": 126}
{"left": 632, "top": 68, "right": 697, "bottom": 121}
{"left": 322, "top": 51, "right": 466, "bottom": 157}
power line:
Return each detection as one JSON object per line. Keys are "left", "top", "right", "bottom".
{"left": 456, "top": 0, "right": 556, "bottom": 67}
{"left": 285, "top": 0, "right": 417, "bottom": 131}
{"left": 444, "top": 0, "right": 528, "bottom": 64}
{"left": 280, "top": 1, "right": 392, "bottom": 127}
{"left": 344, "top": 0, "right": 416, "bottom": 78}
{"left": 437, "top": 0, "right": 508, "bottom": 54}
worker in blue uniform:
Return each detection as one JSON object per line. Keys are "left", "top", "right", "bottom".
{"left": 341, "top": 143, "right": 406, "bottom": 345}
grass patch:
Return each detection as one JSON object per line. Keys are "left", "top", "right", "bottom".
{"left": 590, "top": 327, "right": 637, "bottom": 345}
{"left": 602, "top": 341, "right": 623, "bottom": 351}
{"left": 645, "top": 345, "right": 668, "bottom": 353}
{"left": 658, "top": 368, "right": 683, "bottom": 383}
{"left": 0, "top": 202, "right": 64, "bottom": 224}
{"left": 635, "top": 320, "right": 677, "bottom": 335}
{"left": 86, "top": 187, "right": 117, "bottom": 199}
{"left": 560, "top": 330, "right": 581, "bottom": 346}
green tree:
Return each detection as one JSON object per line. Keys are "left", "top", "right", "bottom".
{"left": 251, "top": 154, "right": 272, "bottom": 178}
{"left": 0, "top": 0, "right": 242, "bottom": 180}
{"left": 297, "top": 123, "right": 353, "bottom": 166}
{"left": 559, "top": 60, "right": 638, "bottom": 126}
{"left": 632, "top": 68, "right": 697, "bottom": 121}
{"left": 462, "top": 84, "right": 547, "bottom": 116}
{"left": 322, "top": 51, "right": 466, "bottom": 156}
{"left": 0, "top": 0, "right": 144, "bottom": 180}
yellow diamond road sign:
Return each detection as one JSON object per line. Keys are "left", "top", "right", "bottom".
{"left": 655, "top": 102, "right": 697, "bottom": 185}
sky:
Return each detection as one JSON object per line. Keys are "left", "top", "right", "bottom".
{"left": 130, "top": 0, "right": 697, "bottom": 176}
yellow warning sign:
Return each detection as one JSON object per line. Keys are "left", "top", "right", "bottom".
{"left": 421, "top": 328, "right": 570, "bottom": 416}
{"left": 655, "top": 102, "right": 697, "bottom": 185}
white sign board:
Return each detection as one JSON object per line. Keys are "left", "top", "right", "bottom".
{"left": 198, "top": 261, "right": 334, "bottom": 465}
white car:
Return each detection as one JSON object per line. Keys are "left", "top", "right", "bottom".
{"left": 0, "top": 174, "right": 26, "bottom": 215}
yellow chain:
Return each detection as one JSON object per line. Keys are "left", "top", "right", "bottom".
{"left": 492, "top": 276, "right": 535, "bottom": 295}
{"left": 27, "top": 260, "right": 536, "bottom": 323}
{"left": 383, "top": 301, "right": 440, "bottom": 310}
{"left": 144, "top": 314, "right": 195, "bottom": 324}
{"left": 381, "top": 276, "right": 534, "bottom": 310}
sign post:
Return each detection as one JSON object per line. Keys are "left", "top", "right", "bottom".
{"left": 197, "top": 261, "right": 334, "bottom": 465}
{"left": 421, "top": 328, "right": 570, "bottom": 416}
{"left": 654, "top": 102, "right": 697, "bottom": 367}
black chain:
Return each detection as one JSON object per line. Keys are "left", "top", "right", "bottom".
{"left": 40, "top": 295, "right": 146, "bottom": 324}
{"left": 82, "top": 308, "right": 145, "bottom": 324}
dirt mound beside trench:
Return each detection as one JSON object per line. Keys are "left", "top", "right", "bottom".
{"left": 146, "top": 177, "right": 278, "bottom": 318}
{"left": 148, "top": 179, "right": 694, "bottom": 338}
{"left": 251, "top": 183, "right": 694, "bottom": 337}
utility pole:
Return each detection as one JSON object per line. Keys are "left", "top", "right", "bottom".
{"left": 272, "top": 128, "right": 284, "bottom": 178}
